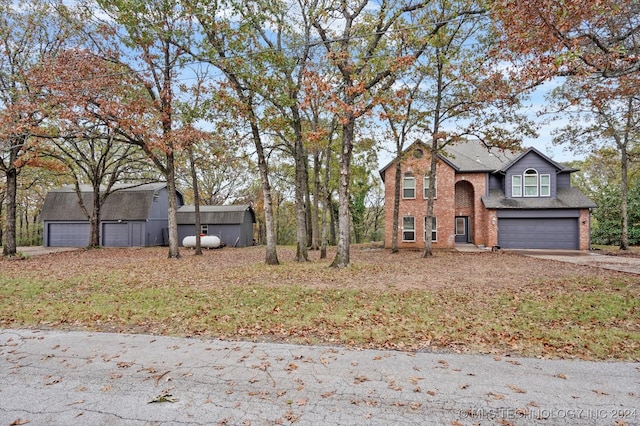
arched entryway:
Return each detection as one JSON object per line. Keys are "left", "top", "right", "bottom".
{"left": 454, "top": 180, "right": 475, "bottom": 243}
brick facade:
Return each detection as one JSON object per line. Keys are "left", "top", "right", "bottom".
{"left": 381, "top": 141, "right": 595, "bottom": 251}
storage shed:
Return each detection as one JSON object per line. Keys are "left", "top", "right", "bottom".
{"left": 177, "top": 205, "right": 256, "bottom": 248}
{"left": 40, "top": 183, "right": 184, "bottom": 247}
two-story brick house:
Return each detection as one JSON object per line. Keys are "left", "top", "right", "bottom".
{"left": 379, "top": 140, "right": 596, "bottom": 250}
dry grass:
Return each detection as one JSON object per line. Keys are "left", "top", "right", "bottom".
{"left": 1, "top": 245, "right": 638, "bottom": 360}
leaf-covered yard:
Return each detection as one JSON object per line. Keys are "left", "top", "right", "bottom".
{"left": 1, "top": 246, "right": 638, "bottom": 361}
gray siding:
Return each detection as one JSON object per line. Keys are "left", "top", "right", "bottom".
{"left": 178, "top": 223, "right": 253, "bottom": 247}
{"left": 497, "top": 209, "right": 581, "bottom": 218}
{"left": 505, "top": 151, "right": 558, "bottom": 198}
{"left": 148, "top": 187, "right": 169, "bottom": 219}
{"left": 146, "top": 219, "right": 168, "bottom": 246}
{"left": 557, "top": 172, "right": 572, "bottom": 189}
{"left": 488, "top": 174, "right": 502, "bottom": 192}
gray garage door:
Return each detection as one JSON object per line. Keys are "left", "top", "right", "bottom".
{"left": 102, "top": 223, "right": 130, "bottom": 247}
{"left": 47, "top": 223, "right": 90, "bottom": 247}
{"left": 498, "top": 218, "right": 579, "bottom": 249}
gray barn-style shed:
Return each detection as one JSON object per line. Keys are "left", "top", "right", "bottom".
{"left": 176, "top": 205, "right": 256, "bottom": 248}
{"left": 40, "top": 183, "right": 184, "bottom": 247}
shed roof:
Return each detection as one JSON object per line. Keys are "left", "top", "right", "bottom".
{"left": 482, "top": 188, "right": 597, "bottom": 209}
{"left": 176, "top": 205, "right": 256, "bottom": 225}
{"left": 40, "top": 183, "right": 169, "bottom": 221}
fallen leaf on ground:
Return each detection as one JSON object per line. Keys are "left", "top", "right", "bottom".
{"left": 508, "top": 384, "right": 527, "bottom": 394}
{"left": 148, "top": 392, "right": 177, "bottom": 403}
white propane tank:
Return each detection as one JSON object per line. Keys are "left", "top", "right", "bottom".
{"left": 182, "top": 235, "right": 221, "bottom": 249}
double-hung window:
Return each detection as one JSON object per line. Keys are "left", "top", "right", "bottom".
{"left": 402, "top": 216, "right": 415, "bottom": 241}
{"left": 423, "top": 175, "right": 437, "bottom": 199}
{"left": 512, "top": 175, "right": 522, "bottom": 197}
{"left": 403, "top": 175, "right": 416, "bottom": 199}
{"left": 540, "top": 174, "right": 550, "bottom": 196}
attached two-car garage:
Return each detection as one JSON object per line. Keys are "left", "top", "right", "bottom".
{"left": 497, "top": 210, "right": 580, "bottom": 250}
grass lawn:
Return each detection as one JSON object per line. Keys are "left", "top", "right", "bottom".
{"left": 1, "top": 245, "right": 638, "bottom": 361}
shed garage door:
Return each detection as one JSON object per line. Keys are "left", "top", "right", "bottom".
{"left": 102, "top": 223, "right": 130, "bottom": 247}
{"left": 498, "top": 218, "right": 579, "bottom": 249}
{"left": 47, "top": 223, "right": 90, "bottom": 247}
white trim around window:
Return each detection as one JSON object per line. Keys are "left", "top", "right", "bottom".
{"left": 423, "top": 175, "right": 437, "bottom": 199}
{"left": 512, "top": 175, "right": 522, "bottom": 197}
{"left": 540, "top": 174, "right": 550, "bottom": 197}
{"left": 402, "top": 216, "right": 416, "bottom": 241}
{"left": 524, "top": 169, "right": 538, "bottom": 197}
{"left": 403, "top": 176, "right": 416, "bottom": 199}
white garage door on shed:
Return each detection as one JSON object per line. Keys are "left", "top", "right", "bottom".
{"left": 47, "top": 223, "right": 90, "bottom": 247}
{"left": 498, "top": 217, "right": 579, "bottom": 250}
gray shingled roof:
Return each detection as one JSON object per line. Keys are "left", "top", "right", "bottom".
{"left": 176, "top": 205, "right": 256, "bottom": 225}
{"left": 442, "top": 140, "right": 520, "bottom": 172}
{"left": 379, "top": 139, "right": 521, "bottom": 178}
{"left": 482, "top": 188, "right": 597, "bottom": 209}
{"left": 40, "top": 183, "right": 167, "bottom": 221}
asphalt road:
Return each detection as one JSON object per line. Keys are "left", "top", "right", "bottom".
{"left": 1, "top": 329, "right": 639, "bottom": 425}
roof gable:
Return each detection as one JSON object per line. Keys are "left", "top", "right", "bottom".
{"left": 497, "top": 147, "right": 575, "bottom": 173}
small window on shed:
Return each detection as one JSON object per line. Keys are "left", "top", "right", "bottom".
{"left": 200, "top": 224, "right": 208, "bottom": 235}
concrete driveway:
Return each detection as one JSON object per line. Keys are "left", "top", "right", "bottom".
{"left": 512, "top": 249, "right": 640, "bottom": 275}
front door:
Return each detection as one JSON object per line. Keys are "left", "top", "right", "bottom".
{"left": 455, "top": 216, "right": 468, "bottom": 243}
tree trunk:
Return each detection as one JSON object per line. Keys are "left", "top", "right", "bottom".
{"left": 89, "top": 184, "right": 101, "bottom": 248}
{"left": 311, "top": 151, "right": 321, "bottom": 250}
{"left": 0, "top": 191, "right": 4, "bottom": 247}
{"left": 3, "top": 166, "right": 17, "bottom": 257}
{"left": 166, "top": 151, "right": 181, "bottom": 259}
{"left": 250, "top": 121, "right": 279, "bottom": 265}
{"left": 423, "top": 141, "right": 439, "bottom": 258}
{"left": 331, "top": 119, "right": 355, "bottom": 268}
{"left": 189, "top": 148, "right": 203, "bottom": 255}
{"left": 391, "top": 158, "right": 402, "bottom": 253}
{"left": 619, "top": 147, "right": 629, "bottom": 250}
{"left": 293, "top": 122, "right": 308, "bottom": 262}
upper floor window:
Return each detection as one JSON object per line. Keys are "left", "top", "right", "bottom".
{"left": 512, "top": 169, "right": 551, "bottom": 197}
{"left": 423, "top": 175, "right": 437, "bottom": 199}
{"left": 540, "top": 174, "right": 551, "bottom": 197}
{"left": 512, "top": 175, "right": 522, "bottom": 197}
{"left": 524, "top": 169, "right": 538, "bottom": 196}
{"left": 403, "top": 175, "right": 416, "bottom": 199}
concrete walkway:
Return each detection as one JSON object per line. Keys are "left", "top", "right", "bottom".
{"left": 1, "top": 329, "right": 638, "bottom": 425}
{"left": 455, "top": 244, "right": 640, "bottom": 275}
